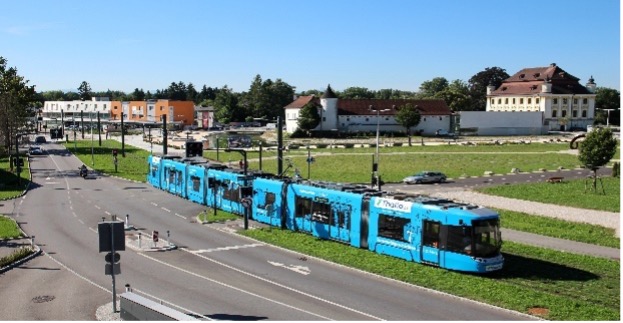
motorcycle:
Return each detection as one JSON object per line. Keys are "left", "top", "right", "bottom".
{"left": 79, "top": 167, "right": 88, "bottom": 178}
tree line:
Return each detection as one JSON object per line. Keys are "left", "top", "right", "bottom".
{"left": 0, "top": 55, "right": 620, "bottom": 156}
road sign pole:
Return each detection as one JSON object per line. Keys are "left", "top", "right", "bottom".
{"left": 110, "top": 222, "right": 117, "bottom": 313}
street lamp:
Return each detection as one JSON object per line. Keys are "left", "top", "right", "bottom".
{"left": 369, "top": 105, "right": 391, "bottom": 190}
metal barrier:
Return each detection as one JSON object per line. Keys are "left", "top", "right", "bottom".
{"left": 119, "top": 288, "right": 198, "bottom": 321}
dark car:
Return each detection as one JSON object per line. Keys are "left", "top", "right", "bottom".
{"left": 34, "top": 136, "right": 46, "bottom": 143}
{"left": 403, "top": 171, "right": 447, "bottom": 184}
{"left": 29, "top": 146, "right": 44, "bottom": 155}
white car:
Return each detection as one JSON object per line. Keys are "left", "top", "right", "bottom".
{"left": 403, "top": 171, "right": 447, "bottom": 184}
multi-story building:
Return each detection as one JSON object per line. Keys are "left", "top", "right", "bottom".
{"left": 486, "top": 63, "right": 596, "bottom": 131}
{"left": 41, "top": 98, "right": 195, "bottom": 129}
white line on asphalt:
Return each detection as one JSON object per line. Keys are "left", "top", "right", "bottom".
{"left": 89, "top": 227, "right": 98, "bottom": 234}
{"left": 180, "top": 249, "right": 383, "bottom": 320}
{"left": 188, "top": 243, "right": 263, "bottom": 254}
{"left": 151, "top": 202, "right": 158, "bottom": 207}
{"left": 161, "top": 207, "right": 171, "bottom": 213}
{"left": 95, "top": 205, "right": 101, "bottom": 209}
{"left": 175, "top": 213, "right": 187, "bottom": 220}
{"left": 105, "top": 211, "right": 111, "bottom": 216}
{"left": 138, "top": 252, "right": 336, "bottom": 320}
{"left": 78, "top": 219, "right": 84, "bottom": 225}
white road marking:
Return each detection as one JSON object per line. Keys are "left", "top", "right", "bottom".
{"left": 95, "top": 205, "right": 101, "bottom": 209}
{"left": 189, "top": 243, "right": 264, "bottom": 254}
{"left": 161, "top": 207, "right": 171, "bottom": 213}
{"left": 105, "top": 211, "right": 111, "bottom": 216}
{"left": 175, "top": 213, "right": 187, "bottom": 220}
{"left": 151, "top": 202, "right": 158, "bottom": 207}
{"left": 268, "top": 261, "right": 310, "bottom": 275}
{"left": 179, "top": 249, "right": 382, "bottom": 320}
{"left": 89, "top": 227, "right": 98, "bottom": 234}
{"left": 78, "top": 219, "right": 84, "bottom": 225}
{"left": 139, "top": 252, "right": 335, "bottom": 320}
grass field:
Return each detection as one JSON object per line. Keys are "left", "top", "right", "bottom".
{"left": 0, "top": 215, "right": 22, "bottom": 238}
{"left": 0, "top": 157, "right": 31, "bottom": 200}
{"left": 478, "top": 177, "right": 620, "bottom": 212}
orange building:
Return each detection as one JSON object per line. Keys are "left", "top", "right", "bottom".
{"left": 110, "top": 100, "right": 195, "bottom": 126}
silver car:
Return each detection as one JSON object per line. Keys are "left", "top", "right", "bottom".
{"left": 403, "top": 171, "right": 447, "bottom": 184}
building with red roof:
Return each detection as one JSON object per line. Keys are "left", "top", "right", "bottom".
{"left": 284, "top": 85, "right": 454, "bottom": 135}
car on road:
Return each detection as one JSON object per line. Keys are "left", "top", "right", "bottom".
{"left": 29, "top": 146, "right": 44, "bottom": 155}
{"left": 435, "top": 129, "right": 456, "bottom": 138}
{"left": 34, "top": 136, "right": 46, "bottom": 143}
{"left": 403, "top": 171, "right": 447, "bottom": 184}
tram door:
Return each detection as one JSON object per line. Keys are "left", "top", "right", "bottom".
{"left": 421, "top": 220, "right": 440, "bottom": 265}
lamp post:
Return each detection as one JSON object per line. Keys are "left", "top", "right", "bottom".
{"left": 369, "top": 105, "right": 390, "bottom": 190}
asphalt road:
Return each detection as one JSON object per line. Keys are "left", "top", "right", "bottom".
{"left": 0, "top": 141, "right": 534, "bottom": 320}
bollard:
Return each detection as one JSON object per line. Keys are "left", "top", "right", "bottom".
{"left": 125, "top": 214, "right": 129, "bottom": 227}
{"left": 102, "top": 217, "right": 105, "bottom": 222}
{"left": 138, "top": 232, "right": 142, "bottom": 249}
{"left": 31, "top": 235, "right": 35, "bottom": 248}
{"left": 167, "top": 230, "right": 171, "bottom": 247}
{"left": 125, "top": 283, "right": 131, "bottom": 292}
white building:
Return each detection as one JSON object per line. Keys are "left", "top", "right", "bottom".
{"left": 284, "top": 85, "right": 454, "bottom": 135}
{"left": 42, "top": 97, "right": 112, "bottom": 126}
{"left": 486, "top": 63, "right": 596, "bottom": 131}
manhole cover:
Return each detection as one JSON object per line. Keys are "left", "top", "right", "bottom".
{"left": 32, "top": 295, "right": 55, "bottom": 303}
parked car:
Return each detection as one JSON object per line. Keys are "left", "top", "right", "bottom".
{"left": 29, "top": 146, "right": 44, "bottom": 155}
{"left": 34, "top": 136, "right": 46, "bottom": 143}
{"left": 403, "top": 171, "right": 447, "bottom": 184}
{"left": 435, "top": 129, "right": 456, "bottom": 138}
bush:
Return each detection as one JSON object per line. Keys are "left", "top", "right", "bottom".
{"left": 612, "top": 162, "right": 620, "bottom": 178}
{"left": 0, "top": 247, "right": 33, "bottom": 268}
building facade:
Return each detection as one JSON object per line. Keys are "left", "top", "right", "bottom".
{"left": 284, "top": 85, "right": 454, "bottom": 135}
{"left": 41, "top": 98, "right": 195, "bottom": 129}
{"left": 486, "top": 63, "right": 596, "bottom": 131}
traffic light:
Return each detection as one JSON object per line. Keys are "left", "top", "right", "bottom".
{"left": 13, "top": 157, "right": 24, "bottom": 167}
{"left": 112, "top": 149, "right": 118, "bottom": 157}
{"left": 185, "top": 141, "right": 203, "bottom": 157}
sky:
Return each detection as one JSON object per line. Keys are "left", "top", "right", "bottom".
{"left": 1, "top": 0, "right": 620, "bottom": 94}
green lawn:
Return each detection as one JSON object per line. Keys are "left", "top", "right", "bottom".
{"left": 478, "top": 177, "right": 620, "bottom": 212}
{"left": 0, "top": 215, "right": 22, "bottom": 238}
{"left": 0, "top": 157, "right": 31, "bottom": 200}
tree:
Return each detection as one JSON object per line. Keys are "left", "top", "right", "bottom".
{"left": 594, "top": 87, "right": 620, "bottom": 126}
{"left": 297, "top": 101, "right": 321, "bottom": 135}
{"left": 0, "top": 57, "right": 37, "bottom": 156}
{"left": 434, "top": 79, "right": 472, "bottom": 111}
{"left": 213, "top": 85, "right": 241, "bottom": 124}
{"left": 240, "top": 75, "right": 294, "bottom": 121}
{"left": 468, "top": 67, "right": 509, "bottom": 111}
{"left": 395, "top": 103, "right": 421, "bottom": 146}
{"left": 340, "top": 87, "right": 375, "bottom": 99}
{"left": 417, "top": 77, "right": 448, "bottom": 99}
{"left": 578, "top": 127, "right": 618, "bottom": 192}
{"left": 131, "top": 88, "right": 146, "bottom": 101}
{"left": 78, "top": 81, "right": 92, "bottom": 101}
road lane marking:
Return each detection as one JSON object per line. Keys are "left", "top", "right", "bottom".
{"left": 179, "top": 249, "right": 382, "bottom": 320}
{"left": 138, "top": 252, "right": 335, "bottom": 320}
{"left": 78, "top": 219, "right": 84, "bottom": 225}
{"left": 89, "top": 227, "right": 98, "bottom": 234}
{"left": 175, "top": 213, "right": 187, "bottom": 220}
{"left": 161, "top": 207, "right": 171, "bottom": 212}
{"left": 95, "top": 205, "right": 101, "bottom": 209}
{"left": 105, "top": 211, "right": 111, "bottom": 216}
{"left": 188, "top": 243, "right": 264, "bottom": 254}
{"left": 151, "top": 202, "right": 158, "bottom": 207}
{"left": 268, "top": 261, "right": 310, "bottom": 275}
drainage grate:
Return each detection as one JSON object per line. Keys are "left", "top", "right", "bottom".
{"left": 32, "top": 295, "right": 55, "bottom": 303}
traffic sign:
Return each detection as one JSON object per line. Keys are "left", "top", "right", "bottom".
{"left": 152, "top": 230, "right": 159, "bottom": 243}
{"left": 105, "top": 252, "right": 120, "bottom": 263}
{"left": 241, "top": 197, "right": 252, "bottom": 208}
{"left": 105, "top": 263, "right": 121, "bottom": 275}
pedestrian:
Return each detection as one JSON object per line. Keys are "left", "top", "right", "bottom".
{"left": 239, "top": 159, "right": 243, "bottom": 169}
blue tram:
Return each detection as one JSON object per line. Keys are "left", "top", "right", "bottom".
{"left": 147, "top": 154, "right": 504, "bottom": 273}
{"left": 251, "top": 178, "right": 504, "bottom": 273}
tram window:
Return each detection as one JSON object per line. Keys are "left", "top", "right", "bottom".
{"left": 223, "top": 186, "right": 241, "bottom": 201}
{"left": 258, "top": 192, "right": 276, "bottom": 210}
{"left": 168, "top": 170, "right": 175, "bottom": 183}
{"left": 151, "top": 166, "right": 158, "bottom": 178}
{"left": 378, "top": 214, "right": 410, "bottom": 242}
{"left": 423, "top": 220, "right": 440, "bottom": 247}
{"left": 311, "top": 201, "right": 331, "bottom": 224}
{"left": 446, "top": 226, "right": 472, "bottom": 254}
{"left": 336, "top": 210, "right": 347, "bottom": 228}
{"left": 295, "top": 197, "right": 312, "bottom": 218}
{"left": 191, "top": 176, "right": 201, "bottom": 192}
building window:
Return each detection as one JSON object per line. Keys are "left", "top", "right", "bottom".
{"left": 582, "top": 110, "right": 587, "bottom": 117}
{"left": 573, "top": 98, "right": 578, "bottom": 105}
{"left": 552, "top": 110, "right": 557, "bottom": 118}
{"left": 497, "top": 98, "right": 501, "bottom": 104}
{"left": 553, "top": 98, "right": 558, "bottom": 104}
{"left": 572, "top": 110, "right": 578, "bottom": 118}
{"left": 322, "top": 117, "right": 326, "bottom": 121}
{"left": 519, "top": 98, "right": 524, "bottom": 104}
{"left": 536, "top": 98, "right": 540, "bottom": 104}
{"left": 491, "top": 99, "right": 494, "bottom": 104}
{"left": 505, "top": 98, "right": 509, "bottom": 104}
{"left": 512, "top": 98, "right": 515, "bottom": 104}
{"left": 365, "top": 118, "right": 369, "bottom": 122}
{"left": 562, "top": 110, "right": 567, "bottom": 117}
{"left": 562, "top": 98, "right": 568, "bottom": 104}
{"left": 527, "top": 98, "right": 532, "bottom": 104}
{"left": 583, "top": 98, "right": 588, "bottom": 104}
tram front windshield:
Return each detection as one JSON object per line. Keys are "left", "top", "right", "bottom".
{"left": 471, "top": 219, "right": 502, "bottom": 258}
